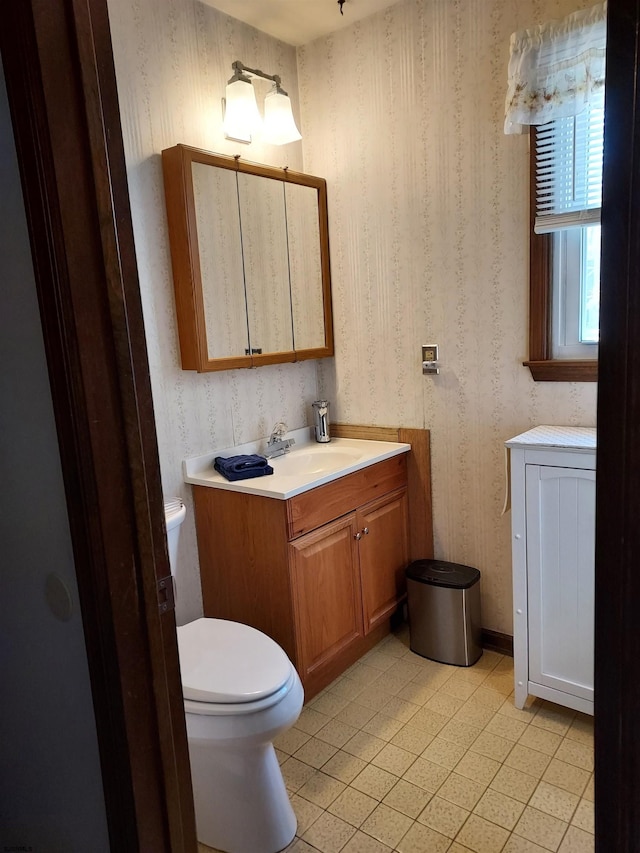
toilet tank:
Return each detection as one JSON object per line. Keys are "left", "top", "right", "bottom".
{"left": 164, "top": 499, "right": 186, "bottom": 576}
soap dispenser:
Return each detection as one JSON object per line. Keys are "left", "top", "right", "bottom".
{"left": 312, "top": 400, "right": 331, "bottom": 443}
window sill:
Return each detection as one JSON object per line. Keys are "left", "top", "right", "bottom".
{"left": 524, "top": 360, "right": 598, "bottom": 382}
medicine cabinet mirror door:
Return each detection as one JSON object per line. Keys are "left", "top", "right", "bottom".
{"left": 161, "top": 144, "right": 334, "bottom": 372}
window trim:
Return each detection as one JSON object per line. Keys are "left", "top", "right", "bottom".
{"left": 525, "top": 127, "right": 598, "bottom": 382}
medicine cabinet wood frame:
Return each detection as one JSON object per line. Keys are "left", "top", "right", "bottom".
{"left": 162, "top": 144, "right": 334, "bottom": 371}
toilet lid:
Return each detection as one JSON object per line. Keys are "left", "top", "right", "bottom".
{"left": 177, "top": 618, "right": 293, "bottom": 703}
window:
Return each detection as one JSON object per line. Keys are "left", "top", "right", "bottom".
{"left": 504, "top": 2, "right": 606, "bottom": 381}
{"left": 527, "top": 93, "right": 604, "bottom": 381}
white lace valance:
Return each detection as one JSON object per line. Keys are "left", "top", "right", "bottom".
{"left": 504, "top": 2, "right": 607, "bottom": 135}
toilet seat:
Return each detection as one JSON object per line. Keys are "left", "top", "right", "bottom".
{"left": 177, "top": 618, "right": 295, "bottom": 710}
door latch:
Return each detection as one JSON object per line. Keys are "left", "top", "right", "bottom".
{"left": 157, "top": 575, "right": 175, "bottom": 614}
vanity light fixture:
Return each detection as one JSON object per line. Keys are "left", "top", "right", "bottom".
{"left": 223, "top": 60, "right": 302, "bottom": 146}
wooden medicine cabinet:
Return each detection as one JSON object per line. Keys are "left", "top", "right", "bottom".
{"left": 162, "top": 144, "right": 334, "bottom": 371}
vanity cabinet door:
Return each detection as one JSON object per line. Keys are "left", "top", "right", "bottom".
{"left": 357, "top": 488, "right": 409, "bottom": 634}
{"left": 289, "top": 514, "right": 364, "bottom": 684}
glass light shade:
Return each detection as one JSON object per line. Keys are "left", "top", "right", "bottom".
{"left": 262, "top": 90, "right": 302, "bottom": 145}
{"left": 223, "top": 78, "right": 262, "bottom": 141}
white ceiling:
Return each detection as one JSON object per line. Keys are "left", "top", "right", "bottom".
{"left": 202, "top": 0, "right": 403, "bottom": 46}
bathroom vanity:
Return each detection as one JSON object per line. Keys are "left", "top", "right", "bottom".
{"left": 506, "top": 426, "right": 595, "bottom": 715}
{"left": 185, "top": 435, "right": 415, "bottom": 698}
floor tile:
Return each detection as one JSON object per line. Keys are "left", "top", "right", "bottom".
{"left": 439, "top": 718, "right": 483, "bottom": 749}
{"left": 425, "top": 691, "right": 466, "bottom": 718}
{"left": 390, "top": 723, "right": 435, "bottom": 755}
{"left": 297, "top": 770, "right": 346, "bottom": 808}
{"left": 504, "top": 744, "right": 552, "bottom": 779}
{"left": 342, "top": 731, "right": 386, "bottom": 763}
{"left": 454, "top": 750, "right": 501, "bottom": 786}
{"left": 529, "top": 781, "right": 579, "bottom": 822}
{"left": 341, "top": 830, "right": 393, "bottom": 852}
{"left": 454, "top": 813, "right": 510, "bottom": 853}
{"left": 410, "top": 706, "right": 449, "bottom": 735}
{"left": 354, "top": 685, "right": 396, "bottom": 712}
{"left": 564, "top": 716, "right": 593, "bottom": 747}
{"left": 276, "top": 727, "right": 312, "bottom": 755}
{"left": 402, "top": 756, "right": 451, "bottom": 793}
{"left": 282, "top": 756, "right": 317, "bottom": 792}
{"left": 370, "top": 742, "right": 416, "bottom": 776}
{"left": 336, "top": 702, "right": 378, "bottom": 729}
{"left": 418, "top": 794, "right": 469, "bottom": 838}
{"left": 360, "top": 802, "right": 414, "bottom": 848}
{"left": 323, "top": 750, "right": 368, "bottom": 784}
{"left": 294, "top": 736, "right": 338, "bottom": 769}
{"left": 473, "top": 787, "right": 525, "bottom": 830}
{"left": 422, "top": 736, "right": 467, "bottom": 770}
{"left": 284, "top": 628, "right": 598, "bottom": 853}
{"left": 316, "top": 718, "right": 360, "bottom": 749}
{"left": 381, "top": 695, "right": 420, "bottom": 723}
{"left": 517, "top": 725, "right": 562, "bottom": 757}
{"left": 291, "top": 793, "right": 325, "bottom": 834}
{"left": 530, "top": 704, "right": 575, "bottom": 736}
{"left": 382, "top": 779, "right": 432, "bottom": 818}
{"left": 453, "top": 699, "right": 497, "bottom": 729}
{"left": 554, "top": 739, "right": 594, "bottom": 772}
{"left": 471, "top": 687, "right": 507, "bottom": 711}
{"left": 490, "top": 764, "right": 539, "bottom": 804}
{"left": 312, "top": 692, "right": 351, "bottom": 718}
{"left": 513, "top": 806, "right": 568, "bottom": 852}
{"left": 570, "top": 799, "right": 594, "bottom": 834}
{"left": 558, "top": 826, "right": 594, "bottom": 852}
{"left": 502, "top": 834, "right": 549, "bottom": 851}
{"left": 470, "top": 730, "right": 513, "bottom": 763}
{"left": 328, "top": 786, "right": 378, "bottom": 827}
{"left": 395, "top": 820, "right": 452, "bottom": 853}
{"left": 302, "top": 810, "right": 356, "bottom": 852}
{"left": 437, "top": 772, "right": 486, "bottom": 811}
{"left": 362, "top": 712, "right": 405, "bottom": 742}
{"left": 297, "top": 707, "right": 332, "bottom": 735}
{"left": 351, "top": 764, "right": 399, "bottom": 800}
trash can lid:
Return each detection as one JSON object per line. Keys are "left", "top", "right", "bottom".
{"left": 406, "top": 559, "right": 480, "bottom": 590}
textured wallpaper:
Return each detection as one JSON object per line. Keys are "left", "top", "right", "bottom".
{"left": 299, "top": 0, "right": 597, "bottom": 633}
{"left": 107, "top": 0, "right": 320, "bottom": 623}
{"left": 108, "top": 0, "right": 598, "bottom": 633}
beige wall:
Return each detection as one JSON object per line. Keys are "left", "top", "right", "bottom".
{"left": 299, "top": 0, "right": 597, "bottom": 633}
{"left": 107, "top": 0, "right": 319, "bottom": 622}
{"left": 108, "top": 0, "right": 597, "bottom": 633}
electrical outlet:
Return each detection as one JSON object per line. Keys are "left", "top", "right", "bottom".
{"left": 422, "top": 344, "right": 438, "bottom": 363}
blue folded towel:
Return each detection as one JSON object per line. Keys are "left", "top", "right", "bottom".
{"left": 214, "top": 454, "right": 274, "bottom": 482}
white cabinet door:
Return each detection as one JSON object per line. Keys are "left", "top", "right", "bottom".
{"left": 525, "top": 464, "right": 595, "bottom": 706}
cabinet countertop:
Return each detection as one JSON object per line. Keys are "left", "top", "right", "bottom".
{"left": 505, "top": 425, "right": 596, "bottom": 452}
{"left": 184, "top": 433, "right": 410, "bottom": 500}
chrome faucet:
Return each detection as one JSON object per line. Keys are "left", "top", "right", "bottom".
{"left": 265, "top": 422, "right": 295, "bottom": 458}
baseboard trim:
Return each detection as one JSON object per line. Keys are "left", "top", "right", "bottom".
{"left": 482, "top": 629, "right": 513, "bottom": 657}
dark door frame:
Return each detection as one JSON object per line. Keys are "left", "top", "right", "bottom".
{"left": 0, "top": 1, "right": 196, "bottom": 849}
{"left": 595, "top": 0, "right": 640, "bottom": 848}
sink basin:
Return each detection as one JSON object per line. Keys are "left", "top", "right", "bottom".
{"left": 271, "top": 447, "right": 363, "bottom": 477}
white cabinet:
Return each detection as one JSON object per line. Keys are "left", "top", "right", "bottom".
{"left": 506, "top": 426, "right": 596, "bottom": 715}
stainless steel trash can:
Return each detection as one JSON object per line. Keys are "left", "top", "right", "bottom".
{"left": 406, "top": 559, "right": 482, "bottom": 666}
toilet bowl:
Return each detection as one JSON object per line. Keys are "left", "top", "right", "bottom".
{"left": 165, "top": 500, "right": 303, "bottom": 853}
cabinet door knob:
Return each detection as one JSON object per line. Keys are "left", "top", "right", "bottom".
{"left": 354, "top": 532, "right": 362, "bottom": 540}
{"left": 362, "top": 527, "right": 369, "bottom": 535}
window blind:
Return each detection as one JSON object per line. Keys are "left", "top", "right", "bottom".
{"left": 534, "top": 90, "right": 604, "bottom": 234}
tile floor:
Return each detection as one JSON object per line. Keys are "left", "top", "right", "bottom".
{"left": 198, "top": 624, "right": 594, "bottom": 853}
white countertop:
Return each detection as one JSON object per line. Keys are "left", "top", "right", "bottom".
{"left": 183, "top": 428, "right": 411, "bottom": 500}
{"left": 505, "top": 425, "right": 596, "bottom": 451}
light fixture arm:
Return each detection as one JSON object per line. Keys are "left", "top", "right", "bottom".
{"left": 230, "top": 60, "right": 289, "bottom": 97}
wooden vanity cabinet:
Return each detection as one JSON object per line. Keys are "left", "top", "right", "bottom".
{"left": 193, "top": 455, "right": 409, "bottom": 698}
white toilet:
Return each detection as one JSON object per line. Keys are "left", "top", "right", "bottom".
{"left": 164, "top": 499, "right": 303, "bottom": 853}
